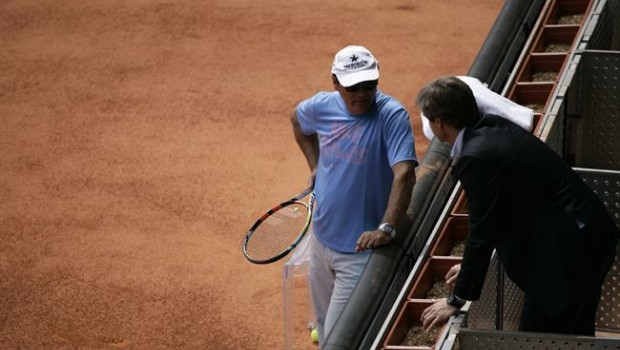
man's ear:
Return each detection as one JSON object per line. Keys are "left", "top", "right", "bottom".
{"left": 435, "top": 117, "right": 441, "bottom": 127}
{"left": 332, "top": 75, "right": 339, "bottom": 90}
{"left": 434, "top": 117, "right": 445, "bottom": 130}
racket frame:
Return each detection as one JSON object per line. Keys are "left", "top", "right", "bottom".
{"left": 242, "top": 188, "right": 315, "bottom": 264}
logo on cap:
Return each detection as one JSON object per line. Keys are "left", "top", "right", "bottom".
{"left": 344, "top": 55, "right": 369, "bottom": 70}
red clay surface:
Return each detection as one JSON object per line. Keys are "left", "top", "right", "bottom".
{"left": 0, "top": 1, "right": 501, "bottom": 348}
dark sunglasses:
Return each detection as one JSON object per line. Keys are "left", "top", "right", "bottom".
{"left": 344, "top": 80, "right": 378, "bottom": 93}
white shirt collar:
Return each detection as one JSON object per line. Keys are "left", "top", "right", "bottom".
{"left": 450, "top": 128, "right": 466, "bottom": 159}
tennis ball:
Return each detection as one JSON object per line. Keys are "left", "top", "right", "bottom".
{"left": 310, "top": 328, "right": 319, "bottom": 343}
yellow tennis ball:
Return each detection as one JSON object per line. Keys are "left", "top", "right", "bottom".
{"left": 310, "top": 328, "right": 319, "bottom": 343}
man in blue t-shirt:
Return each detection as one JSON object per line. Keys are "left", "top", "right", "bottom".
{"left": 291, "top": 45, "right": 418, "bottom": 346}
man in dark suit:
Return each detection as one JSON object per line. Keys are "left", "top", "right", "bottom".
{"left": 418, "top": 76, "right": 619, "bottom": 335}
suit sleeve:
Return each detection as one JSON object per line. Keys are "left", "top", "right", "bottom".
{"left": 453, "top": 155, "right": 504, "bottom": 301}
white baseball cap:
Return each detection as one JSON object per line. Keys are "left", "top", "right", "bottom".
{"left": 331, "top": 45, "right": 379, "bottom": 87}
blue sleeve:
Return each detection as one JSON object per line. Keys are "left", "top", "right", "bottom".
{"left": 384, "top": 107, "right": 417, "bottom": 166}
{"left": 296, "top": 94, "right": 319, "bottom": 135}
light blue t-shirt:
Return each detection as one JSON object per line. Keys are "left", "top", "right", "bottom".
{"left": 296, "top": 91, "right": 417, "bottom": 252}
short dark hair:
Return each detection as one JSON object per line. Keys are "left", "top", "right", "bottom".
{"left": 416, "top": 76, "right": 480, "bottom": 129}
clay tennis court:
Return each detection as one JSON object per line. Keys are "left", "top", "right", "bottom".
{"left": 1, "top": 1, "right": 500, "bottom": 348}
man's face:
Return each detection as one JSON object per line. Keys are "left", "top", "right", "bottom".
{"left": 333, "top": 78, "right": 378, "bottom": 116}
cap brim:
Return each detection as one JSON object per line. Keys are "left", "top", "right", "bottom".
{"left": 336, "top": 69, "right": 379, "bottom": 87}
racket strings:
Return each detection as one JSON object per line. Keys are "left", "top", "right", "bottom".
{"left": 245, "top": 202, "right": 309, "bottom": 261}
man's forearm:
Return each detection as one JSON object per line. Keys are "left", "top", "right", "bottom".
{"left": 381, "top": 161, "right": 416, "bottom": 226}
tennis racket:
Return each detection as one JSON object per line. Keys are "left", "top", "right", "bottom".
{"left": 242, "top": 187, "right": 315, "bottom": 264}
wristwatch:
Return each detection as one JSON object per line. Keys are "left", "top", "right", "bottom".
{"left": 378, "top": 223, "right": 396, "bottom": 239}
{"left": 446, "top": 291, "right": 466, "bottom": 309}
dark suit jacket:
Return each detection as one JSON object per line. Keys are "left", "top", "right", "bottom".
{"left": 453, "top": 114, "right": 619, "bottom": 316}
